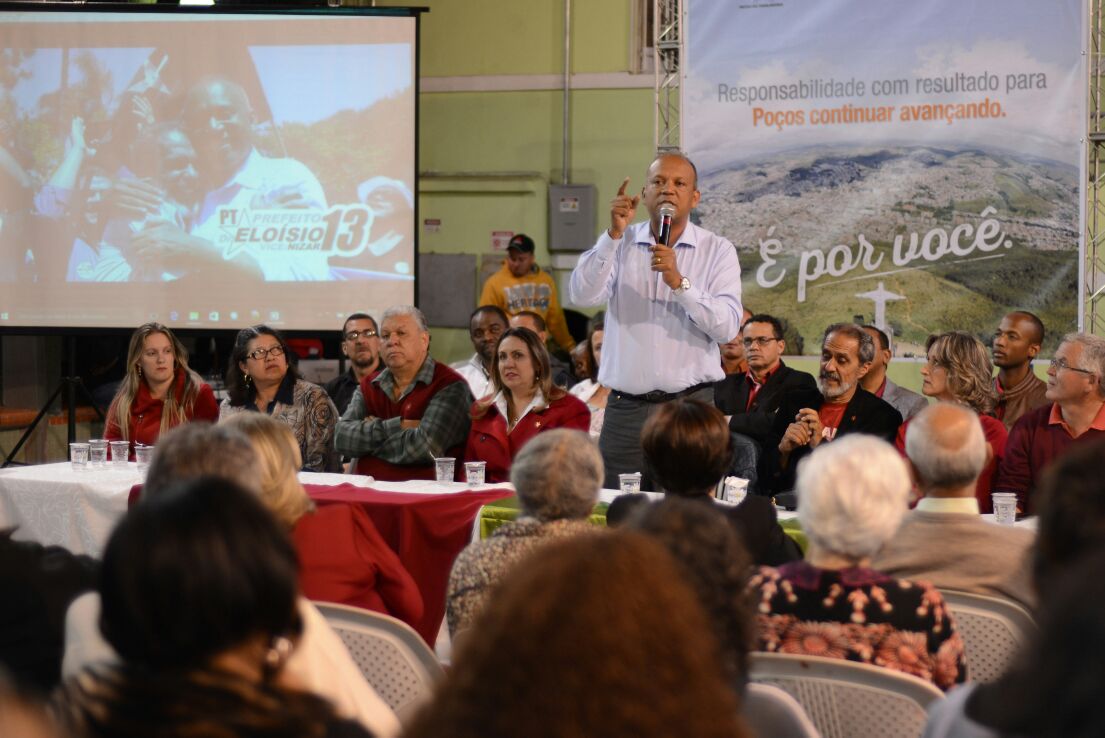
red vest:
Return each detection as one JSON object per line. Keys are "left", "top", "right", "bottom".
{"left": 354, "top": 361, "right": 468, "bottom": 480}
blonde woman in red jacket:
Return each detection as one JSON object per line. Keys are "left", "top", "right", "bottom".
{"left": 466, "top": 327, "right": 591, "bottom": 483}
{"left": 104, "top": 323, "right": 218, "bottom": 457}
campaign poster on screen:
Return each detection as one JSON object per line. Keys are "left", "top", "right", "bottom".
{"left": 683, "top": 0, "right": 1084, "bottom": 355}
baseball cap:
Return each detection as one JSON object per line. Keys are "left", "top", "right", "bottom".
{"left": 507, "top": 234, "right": 535, "bottom": 253}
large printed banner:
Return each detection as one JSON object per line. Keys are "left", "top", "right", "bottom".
{"left": 684, "top": 0, "right": 1084, "bottom": 355}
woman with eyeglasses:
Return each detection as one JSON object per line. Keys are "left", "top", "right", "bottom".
{"left": 104, "top": 322, "right": 219, "bottom": 457}
{"left": 896, "top": 330, "right": 1007, "bottom": 512}
{"left": 220, "top": 325, "right": 340, "bottom": 473}
{"left": 466, "top": 327, "right": 591, "bottom": 483}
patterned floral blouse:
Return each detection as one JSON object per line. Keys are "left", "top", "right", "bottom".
{"left": 750, "top": 561, "right": 967, "bottom": 691}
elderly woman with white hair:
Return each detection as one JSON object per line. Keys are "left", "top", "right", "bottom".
{"left": 750, "top": 435, "right": 967, "bottom": 691}
{"left": 446, "top": 429, "right": 601, "bottom": 637}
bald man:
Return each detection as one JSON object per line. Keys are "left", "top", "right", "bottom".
{"left": 184, "top": 77, "right": 329, "bottom": 281}
{"left": 873, "top": 403, "right": 1035, "bottom": 610}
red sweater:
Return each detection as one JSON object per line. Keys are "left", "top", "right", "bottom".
{"left": 896, "top": 413, "right": 1007, "bottom": 513}
{"left": 292, "top": 503, "right": 423, "bottom": 627}
{"left": 996, "top": 401, "right": 1105, "bottom": 514}
{"left": 353, "top": 361, "right": 468, "bottom": 481}
{"left": 465, "top": 393, "right": 591, "bottom": 483}
{"left": 104, "top": 369, "right": 219, "bottom": 458}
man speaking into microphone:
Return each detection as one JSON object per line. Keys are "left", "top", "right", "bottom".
{"left": 569, "top": 152, "right": 743, "bottom": 489}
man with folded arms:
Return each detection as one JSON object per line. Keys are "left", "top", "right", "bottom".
{"left": 996, "top": 332, "right": 1105, "bottom": 514}
{"left": 714, "top": 313, "right": 818, "bottom": 449}
{"left": 569, "top": 153, "right": 742, "bottom": 489}
{"left": 860, "top": 324, "right": 928, "bottom": 421}
{"left": 766, "top": 323, "right": 902, "bottom": 494}
{"left": 992, "top": 310, "right": 1049, "bottom": 431}
{"left": 336, "top": 305, "right": 473, "bottom": 481}
{"left": 873, "top": 403, "right": 1035, "bottom": 611}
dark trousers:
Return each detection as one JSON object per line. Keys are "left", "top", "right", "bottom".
{"left": 598, "top": 385, "right": 714, "bottom": 491}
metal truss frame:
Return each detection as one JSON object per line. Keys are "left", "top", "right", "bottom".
{"left": 1089, "top": 0, "right": 1105, "bottom": 334}
{"left": 654, "top": 0, "right": 682, "bottom": 152}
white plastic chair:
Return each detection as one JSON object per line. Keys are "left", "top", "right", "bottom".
{"left": 314, "top": 602, "right": 445, "bottom": 723}
{"left": 938, "top": 589, "right": 1035, "bottom": 683}
{"left": 743, "top": 682, "right": 822, "bottom": 737}
{"left": 749, "top": 652, "right": 944, "bottom": 738}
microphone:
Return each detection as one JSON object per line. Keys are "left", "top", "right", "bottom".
{"left": 657, "top": 204, "right": 675, "bottom": 246}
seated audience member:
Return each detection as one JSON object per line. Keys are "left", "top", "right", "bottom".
{"left": 220, "top": 325, "right": 340, "bottom": 473}
{"left": 324, "top": 313, "right": 382, "bottom": 416}
{"left": 447, "top": 429, "right": 600, "bottom": 636}
{"left": 104, "top": 322, "right": 218, "bottom": 457}
{"left": 465, "top": 328, "right": 590, "bottom": 483}
{"left": 924, "top": 548, "right": 1105, "bottom": 738}
{"left": 767, "top": 322, "right": 903, "bottom": 493}
{"left": 874, "top": 403, "right": 1035, "bottom": 610}
{"left": 605, "top": 492, "right": 649, "bottom": 527}
{"left": 510, "top": 310, "right": 574, "bottom": 388}
{"left": 568, "top": 311, "right": 610, "bottom": 437}
{"left": 714, "top": 313, "right": 819, "bottom": 450}
{"left": 996, "top": 332, "right": 1105, "bottom": 514}
{"left": 750, "top": 435, "right": 966, "bottom": 691}
{"left": 992, "top": 310, "right": 1049, "bottom": 431}
{"left": 54, "top": 478, "right": 374, "bottom": 738}
{"left": 640, "top": 399, "right": 801, "bottom": 566}
{"left": 450, "top": 305, "right": 508, "bottom": 400}
{"left": 0, "top": 532, "right": 97, "bottom": 694}
{"left": 224, "top": 413, "right": 422, "bottom": 626}
{"left": 409, "top": 532, "right": 749, "bottom": 738}
{"left": 66, "top": 423, "right": 400, "bottom": 738}
{"left": 629, "top": 497, "right": 755, "bottom": 693}
{"left": 720, "top": 306, "right": 754, "bottom": 376}
{"left": 897, "top": 331, "right": 1007, "bottom": 513}
{"left": 336, "top": 306, "right": 473, "bottom": 481}
{"left": 860, "top": 324, "right": 928, "bottom": 421}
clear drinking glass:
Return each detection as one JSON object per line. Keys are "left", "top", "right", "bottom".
{"left": 134, "top": 444, "right": 154, "bottom": 472}
{"left": 70, "top": 442, "right": 90, "bottom": 471}
{"left": 110, "top": 441, "right": 130, "bottom": 469}
{"left": 618, "top": 472, "right": 642, "bottom": 494}
{"left": 464, "top": 461, "right": 486, "bottom": 487}
{"left": 88, "top": 439, "right": 108, "bottom": 468}
{"left": 434, "top": 457, "right": 456, "bottom": 483}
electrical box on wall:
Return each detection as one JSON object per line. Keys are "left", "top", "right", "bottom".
{"left": 548, "top": 184, "right": 596, "bottom": 252}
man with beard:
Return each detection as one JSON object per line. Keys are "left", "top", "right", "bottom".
{"left": 992, "top": 310, "right": 1048, "bottom": 431}
{"left": 325, "top": 313, "right": 382, "bottom": 415}
{"left": 451, "top": 305, "right": 509, "bottom": 400}
{"left": 764, "top": 322, "right": 902, "bottom": 493}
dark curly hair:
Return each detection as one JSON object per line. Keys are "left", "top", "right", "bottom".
{"left": 404, "top": 532, "right": 749, "bottom": 738}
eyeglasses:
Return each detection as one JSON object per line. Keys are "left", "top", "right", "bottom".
{"left": 742, "top": 336, "right": 780, "bottom": 348}
{"left": 344, "top": 329, "right": 377, "bottom": 341}
{"left": 247, "top": 345, "right": 285, "bottom": 361}
{"left": 1049, "top": 357, "right": 1095, "bottom": 375}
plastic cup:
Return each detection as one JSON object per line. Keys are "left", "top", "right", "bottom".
{"left": 434, "top": 457, "right": 456, "bottom": 483}
{"left": 88, "top": 439, "right": 108, "bottom": 468}
{"left": 464, "top": 461, "right": 487, "bottom": 487}
{"left": 992, "top": 492, "right": 1017, "bottom": 526}
{"left": 110, "top": 441, "right": 130, "bottom": 469}
{"left": 723, "top": 477, "right": 750, "bottom": 505}
{"left": 70, "top": 443, "right": 90, "bottom": 471}
{"left": 134, "top": 444, "right": 154, "bottom": 472}
{"left": 618, "top": 472, "right": 642, "bottom": 494}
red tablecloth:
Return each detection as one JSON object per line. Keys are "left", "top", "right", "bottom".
{"left": 304, "top": 483, "right": 513, "bottom": 644}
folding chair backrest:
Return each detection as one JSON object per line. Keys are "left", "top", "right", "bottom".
{"left": 743, "top": 682, "right": 821, "bottom": 738}
{"left": 938, "top": 589, "right": 1035, "bottom": 683}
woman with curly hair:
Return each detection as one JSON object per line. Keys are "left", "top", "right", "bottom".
{"left": 409, "top": 531, "right": 749, "bottom": 738}
{"left": 220, "top": 325, "right": 340, "bottom": 473}
{"left": 104, "top": 322, "right": 218, "bottom": 458}
{"left": 896, "top": 330, "right": 1007, "bottom": 512}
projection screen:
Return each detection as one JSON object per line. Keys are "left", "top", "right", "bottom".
{"left": 0, "top": 6, "right": 418, "bottom": 332}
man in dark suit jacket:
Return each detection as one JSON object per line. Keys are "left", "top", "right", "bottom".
{"left": 714, "top": 313, "right": 820, "bottom": 448}
{"left": 765, "top": 322, "right": 903, "bottom": 494}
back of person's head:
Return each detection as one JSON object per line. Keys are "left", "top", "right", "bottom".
{"left": 1032, "top": 437, "right": 1105, "bottom": 594}
{"left": 100, "top": 476, "right": 301, "bottom": 672}
{"left": 510, "top": 429, "right": 602, "bottom": 522}
{"left": 973, "top": 547, "right": 1105, "bottom": 737}
{"left": 641, "top": 398, "right": 732, "bottom": 497}
{"left": 221, "top": 413, "right": 314, "bottom": 528}
{"left": 143, "top": 423, "right": 262, "bottom": 500}
{"left": 797, "top": 435, "right": 910, "bottom": 559}
{"left": 905, "top": 402, "right": 987, "bottom": 493}
{"left": 606, "top": 492, "right": 649, "bottom": 527}
{"left": 404, "top": 531, "right": 747, "bottom": 738}
{"left": 628, "top": 497, "right": 754, "bottom": 689}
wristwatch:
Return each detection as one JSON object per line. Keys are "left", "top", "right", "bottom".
{"left": 673, "top": 276, "right": 690, "bottom": 294}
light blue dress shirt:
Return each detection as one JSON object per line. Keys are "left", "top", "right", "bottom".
{"left": 569, "top": 220, "right": 743, "bottom": 395}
